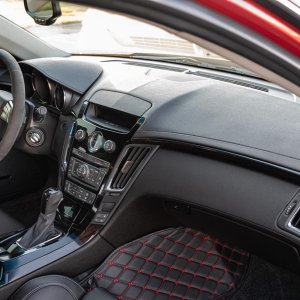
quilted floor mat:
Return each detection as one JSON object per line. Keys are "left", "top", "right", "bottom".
{"left": 88, "top": 228, "right": 249, "bottom": 299}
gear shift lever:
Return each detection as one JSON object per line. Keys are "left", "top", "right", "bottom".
{"left": 40, "top": 188, "right": 63, "bottom": 215}
{"left": 18, "top": 188, "right": 63, "bottom": 249}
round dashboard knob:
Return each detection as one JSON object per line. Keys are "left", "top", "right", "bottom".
{"left": 75, "top": 129, "right": 86, "bottom": 141}
{"left": 87, "top": 131, "right": 104, "bottom": 153}
{"left": 103, "top": 140, "right": 116, "bottom": 153}
{"left": 26, "top": 128, "right": 45, "bottom": 147}
{"left": 76, "top": 164, "right": 89, "bottom": 179}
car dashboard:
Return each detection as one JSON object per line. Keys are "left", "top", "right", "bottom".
{"left": 1, "top": 55, "right": 300, "bottom": 286}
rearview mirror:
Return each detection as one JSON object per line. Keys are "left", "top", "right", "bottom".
{"left": 24, "top": 0, "right": 61, "bottom": 25}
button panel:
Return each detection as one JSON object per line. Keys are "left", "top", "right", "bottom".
{"left": 72, "top": 148, "right": 110, "bottom": 168}
{"left": 285, "top": 201, "right": 297, "bottom": 216}
{"left": 68, "top": 156, "right": 109, "bottom": 189}
{"left": 65, "top": 180, "right": 96, "bottom": 204}
{"left": 93, "top": 212, "right": 109, "bottom": 224}
{"left": 92, "top": 200, "right": 118, "bottom": 224}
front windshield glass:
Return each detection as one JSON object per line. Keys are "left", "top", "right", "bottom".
{"left": 0, "top": 1, "right": 257, "bottom": 76}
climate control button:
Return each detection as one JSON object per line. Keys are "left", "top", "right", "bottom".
{"left": 68, "top": 157, "right": 109, "bottom": 190}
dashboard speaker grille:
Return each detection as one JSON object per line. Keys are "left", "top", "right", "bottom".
{"left": 189, "top": 71, "right": 269, "bottom": 92}
{"left": 111, "top": 146, "right": 152, "bottom": 190}
{"left": 124, "top": 61, "right": 187, "bottom": 72}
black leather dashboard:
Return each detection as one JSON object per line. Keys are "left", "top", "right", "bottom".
{"left": 20, "top": 57, "right": 103, "bottom": 94}
{"left": 4, "top": 56, "right": 300, "bottom": 261}
{"left": 79, "top": 58, "right": 300, "bottom": 173}
{"left": 71, "top": 57, "right": 300, "bottom": 252}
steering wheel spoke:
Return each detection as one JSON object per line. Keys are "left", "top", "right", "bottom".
{"left": 0, "top": 90, "right": 13, "bottom": 123}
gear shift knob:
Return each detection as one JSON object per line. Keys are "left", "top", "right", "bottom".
{"left": 41, "top": 188, "right": 63, "bottom": 215}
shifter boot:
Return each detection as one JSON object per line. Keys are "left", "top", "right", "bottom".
{"left": 18, "top": 212, "right": 59, "bottom": 249}
{"left": 18, "top": 188, "right": 63, "bottom": 249}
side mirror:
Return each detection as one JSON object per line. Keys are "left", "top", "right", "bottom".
{"left": 24, "top": 0, "right": 61, "bottom": 25}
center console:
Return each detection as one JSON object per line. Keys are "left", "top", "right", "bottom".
{"left": 0, "top": 90, "right": 153, "bottom": 287}
{"left": 56, "top": 97, "right": 145, "bottom": 234}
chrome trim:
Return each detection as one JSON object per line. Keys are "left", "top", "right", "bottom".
{"left": 23, "top": 73, "right": 35, "bottom": 99}
{"left": 15, "top": 231, "right": 63, "bottom": 251}
{"left": 58, "top": 120, "right": 76, "bottom": 190}
{"left": 287, "top": 207, "right": 300, "bottom": 236}
{"left": 32, "top": 71, "right": 51, "bottom": 105}
{"left": 135, "top": 135, "right": 300, "bottom": 179}
{"left": 46, "top": 79, "right": 52, "bottom": 105}
{"left": 25, "top": 127, "right": 45, "bottom": 147}
{"left": 202, "top": 146, "right": 300, "bottom": 178}
{"left": 106, "top": 144, "right": 159, "bottom": 193}
{"left": 0, "top": 231, "right": 63, "bottom": 262}
{"left": 32, "top": 74, "right": 45, "bottom": 104}
{"left": 80, "top": 101, "right": 142, "bottom": 135}
{"left": 87, "top": 131, "right": 105, "bottom": 153}
{"left": 90, "top": 144, "right": 159, "bottom": 227}
{"left": 54, "top": 84, "right": 67, "bottom": 111}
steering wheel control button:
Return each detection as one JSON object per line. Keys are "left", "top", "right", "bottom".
{"left": 26, "top": 128, "right": 45, "bottom": 147}
{"left": 74, "top": 129, "right": 86, "bottom": 141}
{"left": 65, "top": 180, "right": 96, "bottom": 204}
{"left": 103, "top": 140, "right": 116, "bottom": 153}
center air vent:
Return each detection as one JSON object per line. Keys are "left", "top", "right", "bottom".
{"left": 290, "top": 209, "right": 300, "bottom": 231}
{"left": 109, "top": 145, "right": 156, "bottom": 190}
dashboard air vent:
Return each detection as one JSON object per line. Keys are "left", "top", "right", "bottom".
{"left": 124, "top": 62, "right": 187, "bottom": 72}
{"left": 188, "top": 71, "right": 269, "bottom": 92}
{"left": 291, "top": 209, "right": 300, "bottom": 230}
{"left": 110, "top": 145, "right": 152, "bottom": 190}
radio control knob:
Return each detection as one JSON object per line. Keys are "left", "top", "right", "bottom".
{"left": 103, "top": 140, "right": 116, "bottom": 153}
{"left": 75, "top": 129, "right": 86, "bottom": 141}
{"left": 87, "top": 131, "right": 104, "bottom": 153}
{"left": 76, "top": 164, "right": 89, "bottom": 179}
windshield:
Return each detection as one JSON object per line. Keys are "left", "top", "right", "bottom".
{"left": 0, "top": 1, "right": 257, "bottom": 76}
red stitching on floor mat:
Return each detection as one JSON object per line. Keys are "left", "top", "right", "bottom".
{"left": 92, "top": 228, "right": 249, "bottom": 299}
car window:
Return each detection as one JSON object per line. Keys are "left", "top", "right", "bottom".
{"left": 0, "top": 1, "right": 257, "bottom": 77}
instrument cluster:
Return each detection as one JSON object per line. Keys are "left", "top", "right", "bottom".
{"left": 24, "top": 71, "right": 76, "bottom": 113}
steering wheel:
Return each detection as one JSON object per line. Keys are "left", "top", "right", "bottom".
{"left": 0, "top": 49, "right": 25, "bottom": 162}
